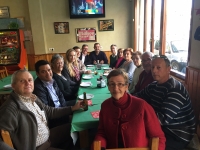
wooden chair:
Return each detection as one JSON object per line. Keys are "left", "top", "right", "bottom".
{"left": 93, "top": 137, "right": 159, "bottom": 150}
{"left": 0, "top": 129, "right": 14, "bottom": 148}
{"left": 0, "top": 66, "right": 8, "bottom": 79}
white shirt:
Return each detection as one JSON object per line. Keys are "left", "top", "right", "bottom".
{"left": 81, "top": 53, "right": 86, "bottom": 64}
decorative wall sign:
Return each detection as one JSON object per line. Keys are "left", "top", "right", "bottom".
{"left": 54, "top": 22, "right": 69, "bottom": 34}
{"left": 0, "top": 6, "right": 10, "bottom": 18}
{"left": 98, "top": 19, "right": 114, "bottom": 31}
{"left": 76, "top": 28, "right": 97, "bottom": 42}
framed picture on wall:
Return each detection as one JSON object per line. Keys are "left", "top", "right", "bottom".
{"left": 0, "top": 6, "right": 10, "bottom": 18}
{"left": 54, "top": 22, "right": 69, "bottom": 34}
{"left": 98, "top": 19, "right": 114, "bottom": 31}
{"left": 76, "top": 27, "right": 97, "bottom": 42}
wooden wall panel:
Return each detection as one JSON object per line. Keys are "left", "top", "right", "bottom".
{"left": 27, "top": 51, "right": 112, "bottom": 71}
{"left": 185, "top": 66, "right": 200, "bottom": 124}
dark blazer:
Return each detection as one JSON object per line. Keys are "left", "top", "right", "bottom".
{"left": 33, "top": 77, "right": 67, "bottom": 107}
{"left": 53, "top": 72, "right": 78, "bottom": 100}
{"left": 79, "top": 53, "right": 91, "bottom": 65}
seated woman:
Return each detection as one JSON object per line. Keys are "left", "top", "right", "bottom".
{"left": 62, "top": 48, "right": 81, "bottom": 86}
{"left": 93, "top": 69, "right": 166, "bottom": 149}
{"left": 112, "top": 48, "right": 126, "bottom": 69}
{"left": 51, "top": 54, "right": 78, "bottom": 103}
{"left": 128, "top": 51, "right": 144, "bottom": 93}
{"left": 119, "top": 48, "right": 136, "bottom": 83}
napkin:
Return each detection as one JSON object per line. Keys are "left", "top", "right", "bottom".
{"left": 91, "top": 110, "right": 100, "bottom": 119}
{"left": 81, "top": 81, "right": 91, "bottom": 84}
{"left": 88, "top": 100, "right": 92, "bottom": 106}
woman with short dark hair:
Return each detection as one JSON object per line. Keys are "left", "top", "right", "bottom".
{"left": 51, "top": 54, "right": 77, "bottom": 105}
{"left": 93, "top": 69, "right": 166, "bottom": 149}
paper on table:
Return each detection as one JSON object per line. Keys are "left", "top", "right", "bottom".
{"left": 91, "top": 110, "right": 100, "bottom": 119}
{"left": 88, "top": 100, "right": 92, "bottom": 106}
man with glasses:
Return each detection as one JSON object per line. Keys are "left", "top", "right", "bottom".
{"left": 135, "top": 55, "right": 195, "bottom": 150}
{"left": 132, "top": 51, "right": 154, "bottom": 94}
{"left": 79, "top": 44, "right": 91, "bottom": 65}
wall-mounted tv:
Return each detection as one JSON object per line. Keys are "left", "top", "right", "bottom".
{"left": 69, "top": 0, "right": 105, "bottom": 19}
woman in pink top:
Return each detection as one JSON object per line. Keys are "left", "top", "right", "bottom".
{"left": 113, "top": 48, "right": 126, "bottom": 69}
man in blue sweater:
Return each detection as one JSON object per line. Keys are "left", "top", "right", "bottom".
{"left": 135, "top": 55, "right": 195, "bottom": 150}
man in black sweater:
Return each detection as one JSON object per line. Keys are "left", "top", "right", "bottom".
{"left": 89, "top": 42, "right": 108, "bottom": 64}
{"left": 135, "top": 55, "right": 195, "bottom": 150}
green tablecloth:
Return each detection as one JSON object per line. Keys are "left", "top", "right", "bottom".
{"left": 0, "top": 71, "right": 37, "bottom": 95}
{"left": 71, "top": 65, "right": 111, "bottom": 132}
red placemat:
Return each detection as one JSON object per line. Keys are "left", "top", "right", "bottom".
{"left": 88, "top": 100, "right": 92, "bottom": 106}
{"left": 91, "top": 111, "right": 100, "bottom": 119}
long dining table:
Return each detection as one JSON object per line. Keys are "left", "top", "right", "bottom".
{"left": 71, "top": 64, "right": 111, "bottom": 148}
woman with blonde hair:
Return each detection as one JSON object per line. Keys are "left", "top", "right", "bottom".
{"left": 62, "top": 48, "right": 81, "bottom": 86}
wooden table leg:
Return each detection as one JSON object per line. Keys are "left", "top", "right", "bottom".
{"left": 79, "top": 130, "right": 89, "bottom": 148}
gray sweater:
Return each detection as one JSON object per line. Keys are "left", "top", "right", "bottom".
{"left": 0, "top": 91, "right": 72, "bottom": 150}
{"left": 120, "top": 60, "right": 136, "bottom": 83}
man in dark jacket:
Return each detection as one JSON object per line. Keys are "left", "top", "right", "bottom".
{"left": 33, "top": 60, "right": 76, "bottom": 107}
{"left": 0, "top": 70, "right": 83, "bottom": 150}
{"left": 33, "top": 60, "right": 76, "bottom": 128}
{"left": 79, "top": 44, "right": 92, "bottom": 65}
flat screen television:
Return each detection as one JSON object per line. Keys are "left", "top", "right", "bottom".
{"left": 69, "top": 0, "right": 105, "bottom": 19}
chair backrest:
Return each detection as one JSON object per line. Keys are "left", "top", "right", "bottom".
{"left": 93, "top": 137, "right": 159, "bottom": 150}
{"left": 0, "top": 66, "right": 8, "bottom": 79}
{"left": 0, "top": 129, "right": 14, "bottom": 148}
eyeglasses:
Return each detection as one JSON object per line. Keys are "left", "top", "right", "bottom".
{"left": 107, "top": 83, "right": 128, "bottom": 88}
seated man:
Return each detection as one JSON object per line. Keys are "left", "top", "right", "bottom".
{"left": 79, "top": 44, "right": 91, "bottom": 65}
{"left": 0, "top": 70, "right": 83, "bottom": 150}
{"left": 33, "top": 60, "right": 76, "bottom": 107}
{"left": 135, "top": 55, "right": 196, "bottom": 150}
{"left": 89, "top": 42, "right": 108, "bottom": 64}
{"left": 133, "top": 51, "right": 154, "bottom": 94}
{"left": 109, "top": 44, "right": 118, "bottom": 68}
{"left": 33, "top": 60, "right": 77, "bottom": 128}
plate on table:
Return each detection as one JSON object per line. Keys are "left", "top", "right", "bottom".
{"left": 101, "top": 64, "right": 108, "bottom": 66}
{"left": 80, "top": 82, "right": 92, "bottom": 87}
{"left": 78, "top": 93, "right": 94, "bottom": 99}
{"left": 103, "top": 73, "right": 109, "bottom": 76}
{"left": 102, "top": 67, "right": 111, "bottom": 70}
{"left": 3, "top": 84, "right": 12, "bottom": 90}
{"left": 87, "top": 65, "right": 94, "bottom": 67}
{"left": 82, "top": 75, "right": 92, "bottom": 80}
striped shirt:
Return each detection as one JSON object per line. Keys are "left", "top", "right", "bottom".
{"left": 135, "top": 77, "right": 195, "bottom": 142}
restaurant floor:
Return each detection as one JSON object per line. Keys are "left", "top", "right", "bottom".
{"left": 72, "top": 128, "right": 97, "bottom": 150}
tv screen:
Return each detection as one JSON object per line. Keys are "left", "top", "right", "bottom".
{"left": 69, "top": 0, "right": 105, "bottom": 19}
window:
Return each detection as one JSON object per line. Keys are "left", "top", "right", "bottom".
{"left": 134, "top": 0, "right": 193, "bottom": 77}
